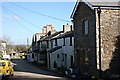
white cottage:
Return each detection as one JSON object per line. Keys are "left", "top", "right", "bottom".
{"left": 37, "top": 31, "right": 63, "bottom": 67}
{"left": 48, "top": 31, "right": 74, "bottom": 69}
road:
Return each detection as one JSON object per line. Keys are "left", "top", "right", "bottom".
{"left": 11, "top": 59, "right": 67, "bottom": 80}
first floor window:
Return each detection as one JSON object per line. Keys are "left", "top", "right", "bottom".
{"left": 82, "top": 19, "right": 88, "bottom": 35}
{"left": 55, "top": 39, "right": 57, "bottom": 46}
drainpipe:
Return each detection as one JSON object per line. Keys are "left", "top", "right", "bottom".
{"left": 97, "top": 7, "right": 102, "bottom": 78}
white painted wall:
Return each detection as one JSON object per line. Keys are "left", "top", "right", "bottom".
{"left": 50, "top": 48, "right": 63, "bottom": 69}
{"left": 48, "top": 39, "right": 63, "bottom": 69}
{"left": 57, "top": 39, "right": 63, "bottom": 46}
{"left": 48, "top": 36, "right": 74, "bottom": 69}
{"left": 62, "top": 37, "right": 74, "bottom": 69}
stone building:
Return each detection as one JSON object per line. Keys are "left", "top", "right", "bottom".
{"left": 48, "top": 24, "right": 73, "bottom": 69}
{"left": 32, "top": 24, "right": 56, "bottom": 51}
{"left": 71, "top": 0, "right": 120, "bottom": 77}
{"left": 36, "top": 24, "right": 73, "bottom": 68}
{"left": 31, "top": 24, "right": 56, "bottom": 62}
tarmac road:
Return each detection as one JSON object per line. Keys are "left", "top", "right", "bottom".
{"left": 11, "top": 59, "right": 67, "bottom": 80}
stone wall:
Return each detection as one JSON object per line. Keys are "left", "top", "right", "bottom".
{"left": 73, "top": 2, "right": 97, "bottom": 76}
{"left": 97, "top": 9, "right": 120, "bottom": 75}
{"left": 73, "top": 2, "right": 120, "bottom": 77}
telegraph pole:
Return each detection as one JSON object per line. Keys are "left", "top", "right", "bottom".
{"left": 27, "top": 38, "right": 29, "bottom": 53}
{"left": 27, "top": 38, "right": 29, "bottom": 47}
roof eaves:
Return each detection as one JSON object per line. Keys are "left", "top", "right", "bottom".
{"left": 38, "top": 31, "right": 64, "bottom": 41}
{"left": 70, "top": 1, "right": 120, "bottom": 19}
{"left": 84, "top": 0, "right": 94, "bottom": 10}
{"left": 52, "top": 31, "right": 74, "bottom": 40}
{"left": 70, "top": 0, "right": 80, "bottom": 18}
{"left": 90, "top": 2, "right": 120, "bottom": 9}
{"left": 48, "top": 46, "right": 62, "bottom": 53}
{"left": 70, "top": 0, "right": 93, "bottom": 19}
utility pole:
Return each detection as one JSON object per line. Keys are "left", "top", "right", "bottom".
{"left": 27, "top": 38, "right": 29, "bottom": 47}
{"left": 27, "top": 38, "right": 29, "bottom": 53}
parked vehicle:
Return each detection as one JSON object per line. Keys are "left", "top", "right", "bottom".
{"left": 0, "top": 60, "right": 14, "bottom": 79}
{"left": 2, "top": 54, "right": 11, "bottom": 60}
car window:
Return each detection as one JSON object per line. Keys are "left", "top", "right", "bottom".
{"left": 8, "top": 62, "right": 12, "bottom": 67}
{"left": 0, "top": 62, "right": 5, "bottom": 66}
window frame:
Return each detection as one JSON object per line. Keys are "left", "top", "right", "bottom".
{"left": 57, "top": 54, "right": 59, "bottom": 58}
{"left": 47, "top": 40, "right": 49, "bottom": 48}
{"left": 63, "top": 37, "right": 65, "bottom": 46}
{"left": 70, "top": 37, "right": 72, "bottom": 46}
{"left": 55, "top": 39, "right": 57, "bottom": 46}
{"left": 82, "top": 19, "right": 89, "bottom": 35}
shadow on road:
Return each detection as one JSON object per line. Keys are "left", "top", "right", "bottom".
{"left": 11, "top": 58, "right": 67, "bottom": 80}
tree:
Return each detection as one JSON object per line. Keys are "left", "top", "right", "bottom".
{"left": 0, "top": 40, "right": 7, "bottom": 55}
{"left": 13, "top": 45, "right": 28, "bottom": 53}
{"left": 0, "top": 35, "right": 13, "bottom": 54}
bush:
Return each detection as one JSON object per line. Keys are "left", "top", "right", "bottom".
{"left": 57, "top": 65, "right": 67, "bottom": 75}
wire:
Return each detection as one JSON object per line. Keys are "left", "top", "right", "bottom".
{"left": 3, "top": 8, "right": 34, "bottom": 34}
{"left": 8, "top": 2, "right": 71, "bottom": 23}
{"left": 3, "top": 7, "right": 41, "bottom": 30}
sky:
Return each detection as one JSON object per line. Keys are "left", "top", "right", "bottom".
{"left": 0, "top": 0, "right": 119, "bottom": 45}
{"left": 1, "top": 1, "right": 76, "bottom": 45}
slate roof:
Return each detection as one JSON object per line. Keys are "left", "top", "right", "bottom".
{"left": 71, "top": 0, "right": 120, "bottom": 18}
{"left": 91, "top": 2, "right": 119, "bottom": 6}
{"left": 52, "top": 31, "right": 74, "bottom": 40}
{"left": 38, "top": 31, "right": 63, "bottom": 42}
{"left": 47, "top": 46, "right": 62, "bottom": 53}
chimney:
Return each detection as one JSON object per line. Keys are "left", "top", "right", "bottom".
{"left": 42, "top": 26, "right": 47, "bottom": 33}
{"left": 63, "top": 23, "right": 71, "bottom": 33}
{"left": 78, "top": 0, "right": 83, "bottom": 2}
{"left": 70, "top": 25, "right": 73, "bottom": 31}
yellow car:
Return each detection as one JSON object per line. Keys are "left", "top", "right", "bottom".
{"left": 0, "top": 60, "right": 14, "bottom": 78}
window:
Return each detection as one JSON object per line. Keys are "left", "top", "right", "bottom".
{"left": 32, "top": 53, "right": 34, "bottom": 58}
{"left": 0, "top": 62, "right": 5, "bottom": 66}
{"left": 55, "top": 39, "right": 57, "bottom": 46}
{"left": 47, "top": 41, "right": 49, "bottom": 48}
{"left": 82, "top": 19, "right": 88, "bottom": 35}
{"left": 41, "top": 42, "right": 42, "bottom": 48}
{"left": 51, "top": 40, "right": 53, "bottom": 48}
{"left": 70, "top": 37, "right": 72, "bottom": 46}
{"left": 37, "top": 42, "right": 40, "bottom": 50}
{"left": 70, "top": 55, "right": 73, "bottom": 66}
{"left": 57, "top": 54, "right": 59, "bottom": 58}
{"left": 63, "top": 37, "right": 65, "bottom": 46}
